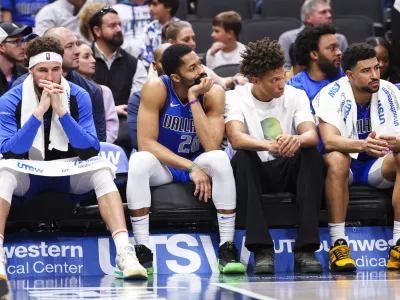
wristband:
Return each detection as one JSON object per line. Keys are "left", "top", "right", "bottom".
{"left": 188, "top": 99, "right": 200, "bottom": 105}
{"left": 188, "top": 162, "right": 197, "bottom": 173}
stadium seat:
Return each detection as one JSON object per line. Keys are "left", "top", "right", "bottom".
{"left": 332, "top": 0, "right": 385, "bottom": 36}
{"left": 196, "top": 0, "right": 253, "bottom": 20}
{"left": 241, "top": 18, "right": 301, "bottom": 44}
{"left": 190, "top": 19, "right": 214, "bottom": 55}
{"left": 213, "top": 64, "right": 240, "bottom": 77}
{"left": 261, "top": 0, "right": 303, "bottom": 20}
{"left": 333, "top": 16, "right": 375, "bottom": 45}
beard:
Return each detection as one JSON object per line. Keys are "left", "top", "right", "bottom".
{"left": 360, "top": 80, "right": 380, "bottom": 94}
{"left": 317, "top": 54, "right": 341, "bottom": 78}
{"left": 103, "top": 32, "right": 124, "bottom": 48}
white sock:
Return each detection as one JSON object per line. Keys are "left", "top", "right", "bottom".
{"left": 217, "top": 213, "right": 235, "bottom": 247}
{"left": 328, "top": 222, "right": 346, "bottom": 246}
{"left": 393, "top": 221, "right": 400, "bottom": 244}
{"left": 131, "top": 215, "right": 150, "bottom": 248}
{"left": 112, "top": 229, "right": 130, "bottom": 252}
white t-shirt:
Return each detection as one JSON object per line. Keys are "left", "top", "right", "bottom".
{"left": 113, "top": 3, "right": 152, "bottom": 58}
{"left": 206, "top": 42, "right": 246, "bottom": 70}
{"left": 224, "top": 83, "right": 314, "bottom": 161}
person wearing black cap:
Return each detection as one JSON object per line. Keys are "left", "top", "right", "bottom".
{"left": 0, "top": 22, "right": 32, "bottom": 96}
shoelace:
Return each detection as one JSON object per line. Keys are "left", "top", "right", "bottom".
{"left": 333, "top": 246, "right": 350, "bottom": 260}
{"left": 222, "top": 242, "right": 239, "bottom": 261}
{"left": 392, "top": 245, "right": 400, "bottom": 252}
{"left": 118, "top": 245, "right": 136, "bottom": 260}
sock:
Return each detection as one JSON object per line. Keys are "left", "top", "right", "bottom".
{"left": 217, "top": 213, "right": 235, "bottom": 247}
{"left": 393, "top": 221, "right": 400, "bottom": 244}
{"left": 0, "top": 234, "right": 4, "bottom": 247}
{"left": 328, "top": 222, "right": 346, "bottom": 246}
{"left": 112, "top": 229, "right": 130, "bottom": 252}
{"left": 131, "top": 215, "right": 150, "bottom": 248}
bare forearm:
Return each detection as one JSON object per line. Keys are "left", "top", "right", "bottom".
{"left": 299, "top": 131, "right": 318, "bottom": 148}
{"left": 190, "top": 102, "right": 222, "bottom": 151}
{"left": 324, "top": 135, "right": 364, "bottom": 153}
{"left": 140, "top": 141, "right": 193, "bottom": 171}
{"left": 230, "top": 132, "right": 270, "bottom": 151}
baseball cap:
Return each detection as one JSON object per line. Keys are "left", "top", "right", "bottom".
{"left": 0, "top": 22, "right": 33, "bottom": 43}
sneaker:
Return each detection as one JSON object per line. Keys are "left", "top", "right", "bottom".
{"left": 387, "top": 238, "right": 400, "bottom": 269}
{"left": 114, "top": 245, "right": 148, "bottom": 280}
{"left": 0, "top": 247, "right": 7, "bottom": 281}
{"left": 218, "top": 242, "right": 246, "bottom": 274}
{"left": 253, "top": 247, "right": 275, "bottom": 274}
{"left": 135, "top": 245, "right": 154, "bottom": 275}
{"left": 294, "top": 251, "right": 323, "bottom": 273}
{"left": 329, "top": 239, "right": 357, "bottom": 272}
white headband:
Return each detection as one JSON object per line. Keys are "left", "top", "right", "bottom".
{"left": 29, "top": 52, "right": 63, "bottom": 69}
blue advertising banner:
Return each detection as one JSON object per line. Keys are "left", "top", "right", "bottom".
{"left": 4, "top": 226, "right": 393, "bottom": 279}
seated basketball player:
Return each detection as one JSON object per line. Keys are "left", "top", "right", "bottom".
{"left": 225, "top": 38, "right": 325, "bottom": 274}
{"left": 127, "top": 44, "right": 246, "bottom": 275}
{"left": 313, "top": 43, "right": 400, "bottom": 272}
{"left": 0, "top": 37, "right": 147, "bottom": 280}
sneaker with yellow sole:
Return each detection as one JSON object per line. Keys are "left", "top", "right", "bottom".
{"left": 329, "top": 239, "right": 357, "bottom": 272}
{"left": 387, "top": 239, "right": 400, "bottom": 270}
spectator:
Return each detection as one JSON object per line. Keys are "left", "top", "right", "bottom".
{"left": 128, "top": 43, "right": 171, "bottom": 149}
{"left": 284, "top": 43, "right": 306, "bottom": 82}
{"left": 278, "top": 0, "right": 348, "bottom": 69}
{"left": 205, "top": 11, "right": 245, "bottom": 70}
{"left": 0, "top": 36, "right": 147, "bottom": 281}
{"left": 0, "top": 22, "right": 32, "bottom": 97}
{"left": 76, "top": 41, "right": 119, "bottom": 143}
{"left": 225, "top": 38, "right": 325, "bottom": 274}
{"left": 365, "top": 37, "right": 400, "bottom": 84}
{"left": 163, "top": 21, "right": 247, "bottom": 89}
{"left": 139, "top": 0, "right": 180, "bottom": 66}
{"left": 35, "top": 0, "right": 87, "bottom": 37}
{"left": 113, "top": 0, "right": 152, "bottom": 58}
{"left": 313, "top": 43, "right": 400, "bottom": 272}
{"left": 13, "top": 27, "right": 107, "bottom": 142}
{"left": 1, "top": 0, "right": 50, "bottom": 27}
{"left": 89, "top": 6, "right": 147, "bottom": 149}
{"left": 287, "top": 24, "right": 343, "bottom": 114}
{"left": 79, "top": 2, "right": 105, "bottom": 43}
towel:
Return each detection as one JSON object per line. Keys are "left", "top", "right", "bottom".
{"left": 312, "top": 77, "right": 400, "bottom": 158}
{"left": 21, "top": 75, "right": 71, "bottom": 160}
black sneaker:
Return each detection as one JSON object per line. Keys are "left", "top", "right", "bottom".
{"left": 253, "top": 248, "right": 275, "bottom": 274}
{"left": 135, "top": 245, "right": 153, "bottom": 275}
{"left": 294, "top": 251, "right": 323, "bottom": 273}
{"left": 218, "top": 242, "right": 246, "bottom": 274}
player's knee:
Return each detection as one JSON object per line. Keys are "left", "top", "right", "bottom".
{"left": 90, "top": 169, "right": 118, "bottom": 199}
{"left": 393, "top": 152, "right": 400, "bottom": 166}
{"left": 207, "top": 150, "right": 232, "bottom": 175}
{"left": 128, "top": 151, "right": 158, "bottom": 176}
{"left": 0, "top": 170, "right": 19, "bottom": 204}
{"left": 325, "top": 152, "right": 350, "bottom": 179}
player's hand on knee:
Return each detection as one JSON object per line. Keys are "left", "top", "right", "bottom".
{"left": 379, "top": 135, "right": 398, "bottom": 151}
{"left": 363, "top": 131, "right": 389, "bottom": 157}
{"left": 277, "top": 134, "right": 301, "bottom": 157}
{"left": 190, "top": 165, "right": 212, "bottom": 202}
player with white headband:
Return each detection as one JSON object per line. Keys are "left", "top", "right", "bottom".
{"left": 0, "top": 37, "right": 147, "bottom": 281}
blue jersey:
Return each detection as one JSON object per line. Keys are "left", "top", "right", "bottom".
{"left": 2, "top": 0, "right": 50, "bottom": 27}
{"left": 287, "top": 70, "right": 344, "bottom": 114}
{"left": 157, "top": 75, "right": 205, "bottom": 160}
{"left": 356, "top": 101, "right": 374, "bottom": 162}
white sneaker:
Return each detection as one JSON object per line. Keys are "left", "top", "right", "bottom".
{"left": 0, "top": 247, "right": 7, "bottom": 280}
{"left": 114, "top": 244, "right": 147, "bottom": 280}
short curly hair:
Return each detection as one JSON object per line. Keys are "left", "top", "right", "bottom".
{"left": 79, "top": 3, "right": 105, "bottom": 41}
{"left": 26, "top": 37, "right": 64, "bottom": 61}
{"left": 294, "top": 23, "right": 337, "bottom": 67}
{"left": 342, "top": 43, "right": 376, "bottom": 72}
{"left": 239, "top": 38, "right": 285, "bottom": 77}
{"left": 161, "top": 43, "right": 193, "bottom": 76}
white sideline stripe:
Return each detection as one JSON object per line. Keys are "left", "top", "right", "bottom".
{"left": 25, "top": 286, "right": 184, "bottom": 290}
{"left": 222, "top": 279, "right": 400, "bottom": 284}
{"left": 213, "top": 283, "right": 277, "bottom": 300}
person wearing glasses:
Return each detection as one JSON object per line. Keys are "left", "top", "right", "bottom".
{"left": 0, "top": 22, "right": 32, "bottom": 97}
{"left": 89, "top": 7, "right": 147, "bottom": 151}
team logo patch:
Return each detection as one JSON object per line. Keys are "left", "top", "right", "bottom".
{"left": 46, "top": 53, "right": 50, "bottom": 60}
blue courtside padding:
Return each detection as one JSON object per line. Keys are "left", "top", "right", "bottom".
{"left": 99, "top": 142, "right": 129, "bottom": 174}
{"left": 3, "top": 226, "right": 394, "bottom": 278}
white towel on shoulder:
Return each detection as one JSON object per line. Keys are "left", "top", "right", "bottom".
{"left": 312, "top": 76, "right": 400, "bottom": 158}
{"left": 21, "top": 74, "right": 71, "bottom": 160}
